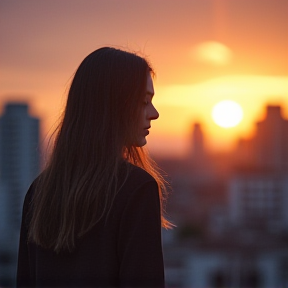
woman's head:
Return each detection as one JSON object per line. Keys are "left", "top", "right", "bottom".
{"left": 60, "top": 47, "right": 158, "bottom": 160}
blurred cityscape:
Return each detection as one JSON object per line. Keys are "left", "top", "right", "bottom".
{"left": 158, "top": 105, "right": 288, "bottom": 287}
{"left": 0, "top": 102, "right": 288, "bottom": 287}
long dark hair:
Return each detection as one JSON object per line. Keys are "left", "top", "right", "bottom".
{"left": 29, "top": 47, "right": 171, "bottom": 253}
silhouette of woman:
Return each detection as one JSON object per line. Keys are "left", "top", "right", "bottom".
{"left": 17, "top": 47, "right": 171, "bottom": 287}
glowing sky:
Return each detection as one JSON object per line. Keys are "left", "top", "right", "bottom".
{"left": 1, "top": 0, "right": 288, "bottom": 157}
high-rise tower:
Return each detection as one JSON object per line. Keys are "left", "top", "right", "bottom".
{"left": 191, "top": 122, "right": 205, "bottom": 160}
{"left": 254, "top": 105, "right": 288, "bottom": 171}
{"left": 0, "top": 102, "right": 40, "bottom": 286}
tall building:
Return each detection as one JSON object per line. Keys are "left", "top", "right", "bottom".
{"left": 191, "top": 122, "right": 205, "bottom": 159}
{"left": 254, "top": 105, "right": 288, "bottom": 171}
{"left": 235, "top": 105, "right": 288, "bottom": 171}
{"left": 0, "top": 102, "right": 40, "bottom": 287}
{"left": 190, "top": 122, "right": 211, "bottom": 174}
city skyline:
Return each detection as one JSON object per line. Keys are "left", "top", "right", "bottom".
{"left": 1, "top": 100, "right": 287, "bottom": 162}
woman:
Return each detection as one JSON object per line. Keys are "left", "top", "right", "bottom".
{"left": 17, "top": 47, "right": 171, "bottom": 288}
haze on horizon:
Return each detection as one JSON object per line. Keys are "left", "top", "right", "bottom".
{"left": 1, "top": 0, "right": 287, "bottom": 157}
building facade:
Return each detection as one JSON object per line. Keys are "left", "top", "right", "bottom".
{"left": 0, "top": 102, "right": 40, "bottom": 287}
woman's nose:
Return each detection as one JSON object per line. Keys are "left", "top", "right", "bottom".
{"left": 149, "top": 104, "right": 159, "bottom": 120}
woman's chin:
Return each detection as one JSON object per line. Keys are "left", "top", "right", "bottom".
{"left": 135, "top": 137, "right": 147, "bottom": 147}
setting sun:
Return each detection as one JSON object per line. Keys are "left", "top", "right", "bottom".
{"left": 212, "top": 100, "right": 244, "bottom": 128}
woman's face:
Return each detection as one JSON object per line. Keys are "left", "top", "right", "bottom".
{"left": 135, "top": 73, "right": 159, "bottom": 147}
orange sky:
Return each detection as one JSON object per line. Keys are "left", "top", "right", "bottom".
{"left": 1, "top": 0, "right": 288, "bottom": 157}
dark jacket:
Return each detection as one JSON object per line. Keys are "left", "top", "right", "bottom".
{"left": 17, "top": 164, "right": 164, "bottom": 287}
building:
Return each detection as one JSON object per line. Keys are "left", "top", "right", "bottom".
{"left": 183, "top": 244, "right": 288, "bottom": 288}
{"left": 0, "top": 102, "right": 40, "bottom": 287}
{"left": 235, "top": 105, "right": 288, "bottom": 171}
{"left": 228, "top": 172, "right": 288, "bottom": 233}
{"left": 254, "top": 105, "right": 288, "bottom": 171}
{"left": 228, "top": 105, "right": 288, "bottom": 233}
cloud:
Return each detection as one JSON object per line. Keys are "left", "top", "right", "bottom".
{"left": 191, "top": 41, "right": 233, "bottom": 66}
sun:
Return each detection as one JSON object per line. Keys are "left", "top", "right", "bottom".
{"left": 212, "top": 100, "right": 243, "bottom": 128}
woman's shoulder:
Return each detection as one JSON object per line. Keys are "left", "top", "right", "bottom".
{"left": 22, "top": 174, "right": 44, "bottom": 215}
{"left": 114, "top": 162, "right": 159, "bottom": 205}
{"left": 24, "top": 174, "right": 41, "bottom": 199}
{"left": 113, "top": 163, "right": 160, "bottom": 217}
{"left": 121, "top": 162, "right": 157, "bottom": 190}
